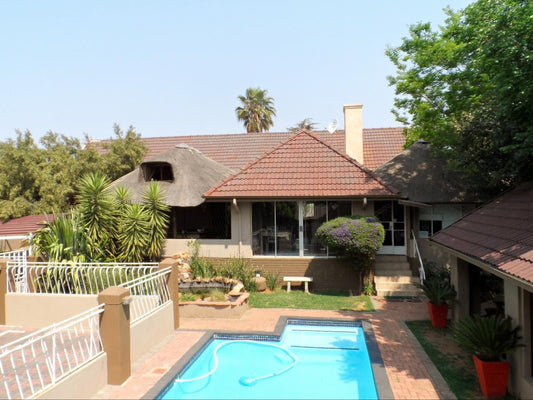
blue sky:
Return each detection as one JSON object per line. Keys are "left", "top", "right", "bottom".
{"left": 0, "top": 0, "right": 473, "bottom": 142}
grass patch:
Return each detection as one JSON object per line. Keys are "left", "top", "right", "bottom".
{"left": 406, "top": 320, "right": 517, "bottom": 400}
{"left": 248, "top": 289, "right": 374, "bottom": 311}
{"left": 406, "top": 320, "right": 479, "bottom": 399}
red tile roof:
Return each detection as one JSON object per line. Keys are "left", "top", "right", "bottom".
{"left": 0, "top": 214, "right": 54, "bottom": 236}
{"left": 431, "top": 183, "right": 533, "bottom": 284}
{"left": 94, "top": 128, "right": 405, "bottom": 171}
{"left": 204, "top": 130, "right": 398, "bottom": 199}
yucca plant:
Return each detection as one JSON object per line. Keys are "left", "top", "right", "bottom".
{"left": 77, "top": 172, "right": 117, "bottom": 259}
{"left": 453, "top": 314, "right": 523, "bottom": 362}
{"left": 117, "top": 203, "right": 150, "bottom": 262}
{"left": 141, "top": 181, "right": 170, "bottom": 260}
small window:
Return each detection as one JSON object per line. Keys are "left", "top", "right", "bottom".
{"left": 141, "top": 162, "right": 173, "bottom": 181}
{"left": 419, "top": 219, "right": 443, "bottom": 237}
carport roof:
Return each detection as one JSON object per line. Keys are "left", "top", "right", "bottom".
{"left": 431, "top": 183, "right": 533, "bottom": 284}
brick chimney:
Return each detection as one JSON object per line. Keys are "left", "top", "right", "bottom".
{"left": 343, "top": 104, "right": 363, "bottom": 163}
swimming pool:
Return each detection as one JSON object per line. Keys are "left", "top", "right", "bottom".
{"left": 152, "top": 319, "right": 392, "bottom": 400}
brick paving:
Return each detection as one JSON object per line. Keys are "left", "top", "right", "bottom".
{"left": 97, "top": 298, "right": 455, "bottom": 400}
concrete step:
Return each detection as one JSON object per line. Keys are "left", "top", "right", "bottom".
{"left": 375, "top": 262, "right": 411, "bottom": 271}
{"left": 376, "top": 289, "right": 422, "bottom": 297}
{"left": 374, "top": 276, "right": 420, "bottom": 284}
{"left": 375, "top": 281, "right": 420, "bottom": 291}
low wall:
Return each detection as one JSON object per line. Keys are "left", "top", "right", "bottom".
{"left": 5, "top": 293, "right": 98, "bottom": 328}
{"left": 36, "top": 354, "right": 107, "bottom": 399}
{"left": 130, "top": 302, "right": 174, "bottom": 365}
{"left": 206, "top": 257, "right": 361, "bottom": 292}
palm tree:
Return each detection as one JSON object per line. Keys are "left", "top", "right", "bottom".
{"left": 235, "top": 87, "right": 276, "bottom": 133}
{"left": 287, "top": 118, "right": 318, "bottom": 132}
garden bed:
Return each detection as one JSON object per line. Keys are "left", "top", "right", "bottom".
{"left": 179, "top": 292, "right": 249, "bottom": 319}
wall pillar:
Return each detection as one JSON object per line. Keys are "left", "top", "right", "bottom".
{"left": 98, "top": 286, "right": 131, "bottom": 385}
{"left": 451, "top": 257, "right": 471, "bottom": 320}
{"left": 159, "top": 258, "right": 180, "bottom": 329}
{"left": 0, "top": 259, "right": 7, "bottom": 324}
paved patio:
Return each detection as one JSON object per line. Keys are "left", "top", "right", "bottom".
{"left": 97, "top": 297, "right": 455, "bottom": 399}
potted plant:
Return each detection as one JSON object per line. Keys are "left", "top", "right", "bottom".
{"left": 453, "top": 314, "right": 523, "bottom": 398}
{"left": 416, "top": 276, "right": 456, "bottom": 328}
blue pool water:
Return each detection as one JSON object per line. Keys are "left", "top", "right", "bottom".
{"left": 158, "top": 321, "right": 378, "bottom": 399}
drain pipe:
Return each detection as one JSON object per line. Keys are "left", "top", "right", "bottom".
{"left": 233, "top": 198, "right": 242, "bottom": 256}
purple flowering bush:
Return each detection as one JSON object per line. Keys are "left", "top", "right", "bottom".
{"left": 316, "top": 216, "right": 385, "bottom": 294}
{"left": 315, "top": 216, "right": 385, "bottom": 258}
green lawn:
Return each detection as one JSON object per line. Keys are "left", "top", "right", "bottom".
{"left": 248, "top": 289, "right": 374, "bottom": 311}
{"left": 406, "top": 320, "right": 516, "bottom": 400}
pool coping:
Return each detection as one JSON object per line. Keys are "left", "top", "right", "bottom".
{"left": 142, "top": 316, "right": 393, "bottom": 400}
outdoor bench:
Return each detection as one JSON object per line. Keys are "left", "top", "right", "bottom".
{"left": 283, "top": 276, "right": 313, "bottom": 293}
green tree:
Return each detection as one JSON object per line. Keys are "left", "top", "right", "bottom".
{"left": 117, "top": 203, "right": 150, "bottom": 262}
{"left": 386, "top": 0, "right": 533, "bottom": 194}
{"left": 99, "top": 124, "right": 147, "bottom": 181}
{"left": 287, "top": 118, "right": 318, "bottom": 132}
{"left": 0, "top": 125, "right": 146, "bottom": 222}
{"left": 235, "top": 87, "right": 277, "bottom": 133}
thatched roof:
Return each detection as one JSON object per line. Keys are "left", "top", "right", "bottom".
{"left": 111, "top": 144, "right": 233, "bottom": 207}
{"left": 374, "top": 140, "right": 482, "bottom": 204}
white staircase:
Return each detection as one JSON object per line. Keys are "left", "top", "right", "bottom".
{"left": 374, "top": 255, "right": 421, "bottom": 297}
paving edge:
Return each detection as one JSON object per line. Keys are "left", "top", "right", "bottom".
{"left": 399, "top": 320, "right": 457, "bottom": 400}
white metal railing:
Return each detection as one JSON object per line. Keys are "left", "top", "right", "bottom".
{"left": 122, "top": 267, "right": 171, "bottom": 323}
{"left": 0, "top": 305, "right": 104, "bottom": 399}
{"left": 1, "top": 251, "right": 29, "bottom": 292}
{"left": 411, "top": 230, "right": 426, "bottom": 283}
{"left": 5, "top": 262, "right": 159, "bottom": 294}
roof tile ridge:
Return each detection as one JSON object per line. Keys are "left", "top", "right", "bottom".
{"left": 303, "top": 130, "right": 398, "bottom": 195}
{"left": 203, "top": 131, "right": 309, "bottom": 197}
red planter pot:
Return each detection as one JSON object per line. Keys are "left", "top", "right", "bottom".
{"left": 427, "top": 302, "right": 449, "bottom": 328}
{"left": 473, "top": 355, "right": 510, "bottom": 398}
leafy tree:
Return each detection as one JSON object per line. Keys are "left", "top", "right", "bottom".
{"left": 386, "top": 0, "right": 533, "bottom": 194}
{"left": 98, "top": 124, "right": 147, "bottom": 181}
{"left": 235, "top": 87, "right": 277, "bottom": 133}
{"left": 287, "top": 118, "right": 318, "bottom": 132}
{"left": 0, "top": 125, "right": 147, "bottom": 222}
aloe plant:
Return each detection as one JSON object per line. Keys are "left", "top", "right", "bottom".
{"left": 453, "top": 314, "right": 523, "bottom": 361}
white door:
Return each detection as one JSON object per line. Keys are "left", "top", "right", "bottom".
{"left": 374, "top": 201, "right": 406, "bottom": 255}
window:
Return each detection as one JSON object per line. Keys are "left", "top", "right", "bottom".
{"left": 141, "top": 162, "right": 173, "bottom": 181}
{"left": 375, "top": 200, "right": 405, "bottom": 247}
{"left": 168, "top": 203, "right": 231, "bottom": 239}
{"left": 419, "top": 219, "right": 443, "bottom": 237}
{"left": 252, "top": 200, "right": 352, "bottom": 256}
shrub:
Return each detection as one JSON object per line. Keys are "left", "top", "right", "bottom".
{"left": 188, "top": 240, "right": 216, "bottom": 279}
{"left": 315, "top": 216, "right": 385, "bottom": 259}
{"left": 315, "top": 216, "right": 385, "bottom": 293}
{"left": 217, "top": 257, "right": 257, "bottom": 292}
{"left": 263, "top": 270, "right": 281, "bottom": 291}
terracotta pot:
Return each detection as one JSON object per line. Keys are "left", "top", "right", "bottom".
{"left": 473, "top": 354, "right": 510, "bottom": 398}
{"left": 427, "top": 302, "right": 448, "bottom": 328}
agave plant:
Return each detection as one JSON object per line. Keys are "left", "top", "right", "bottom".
{"left": 453, "top": 314, "right": 523, "bottom": 361}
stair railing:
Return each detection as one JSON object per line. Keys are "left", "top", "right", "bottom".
{"left": 411, "top": 230, "right": 426, "bottom": 283}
